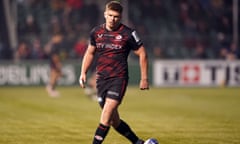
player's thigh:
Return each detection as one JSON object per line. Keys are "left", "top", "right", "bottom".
{"left": 100, "top": 98, "right": 119, "bottom": 125}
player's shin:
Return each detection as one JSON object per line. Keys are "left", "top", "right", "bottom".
{"left": 114, "top": 119, "right": 140, "bottom": 143}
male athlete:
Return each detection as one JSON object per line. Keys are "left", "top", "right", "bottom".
{"left": 45, "top": 33, "right": 63, "bottom": 97}
{"left": 79, "top": 1, "right": 149, "bottom": 144}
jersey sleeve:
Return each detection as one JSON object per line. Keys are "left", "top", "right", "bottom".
{"left": 89, "top": 29, "right": 96, "bottom": 46}
{"left": 129, "top": 30, "right": 143, "bottom": 50}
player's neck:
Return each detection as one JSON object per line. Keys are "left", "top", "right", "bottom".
{"left": 105, "top": 23, "right": 121, "bottom": 31}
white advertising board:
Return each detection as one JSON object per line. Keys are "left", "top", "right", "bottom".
{"left": 0, "top": 64, "right": 76, "bottom": 86}
{"left": 153, "top": 60, "right": 240, "bottom": 87}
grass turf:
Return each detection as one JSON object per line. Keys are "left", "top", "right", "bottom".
{"left": 0, "top": 86, "right": 240, "bottom": 144}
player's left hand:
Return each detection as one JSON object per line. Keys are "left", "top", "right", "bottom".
{"left": 139, "top": 79, "right": 149, "bottom": 90}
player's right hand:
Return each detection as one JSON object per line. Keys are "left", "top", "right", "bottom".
{"left": 79, "top": 76, "right": 86, "bottom": 88}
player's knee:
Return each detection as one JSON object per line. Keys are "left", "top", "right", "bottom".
{"left": 100, "top": 118, "right": 111, "bottom": 126}
{"left": 111, "top": 119, "right": 121, "bottom": 128}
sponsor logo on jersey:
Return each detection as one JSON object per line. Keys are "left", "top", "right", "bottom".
{"left": 96, "top": 43, "right": 122, "bottom": 49}
{"left": 104, "top": 34, "right": 114, "bottom": 37}
{"left": 97, "top": 34, "right": 103, "bottom": 38}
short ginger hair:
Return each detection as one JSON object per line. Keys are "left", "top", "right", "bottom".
{"left": 105, "top": 1, "right": 123, "bottom": 14}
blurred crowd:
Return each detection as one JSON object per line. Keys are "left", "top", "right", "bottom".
{"left": 129, "top": 0, "right": 239, "bottom": 60}
{"left": 13, "top": 0, "right": 96, "bottom": 62}
{"left": 0, "top": 0, "right": 239, "bottom": 61}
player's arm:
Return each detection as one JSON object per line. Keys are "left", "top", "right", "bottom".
{"left": 134, "top": 45, "right": 149, "bottom": 90}
{"left": 79, "top": 44, "right": 96, "bottom": 88}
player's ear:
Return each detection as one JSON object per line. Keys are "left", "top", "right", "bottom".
{"left": 104, "top": 11, "right": 107, "bottom": 19}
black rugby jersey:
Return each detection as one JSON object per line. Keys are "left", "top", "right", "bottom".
{"left": 90, "top": 23, "right": 143, "bottom": 79}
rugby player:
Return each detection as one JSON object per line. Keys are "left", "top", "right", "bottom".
{"left": 79, "top": 1, "right": 149, "bottom": 143}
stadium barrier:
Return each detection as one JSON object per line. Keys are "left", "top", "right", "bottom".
{"left": 0, "top": 60, "right": 152, "bottom": 86}
{"left": 1, "top": 60, "right": 239, "bottom": 87}
{"left": 153, "top": 60, "right": 240, "bottom": 87}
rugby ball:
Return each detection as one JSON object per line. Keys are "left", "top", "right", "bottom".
{"left": 144, "top": 138, "right": 159, "bottom": 144}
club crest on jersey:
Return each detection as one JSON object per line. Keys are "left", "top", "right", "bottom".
{"left": 115, "top": 35, "right": 122, "bottom": 40}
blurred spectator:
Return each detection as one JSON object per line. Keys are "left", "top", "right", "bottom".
{"left": 50, "top": 0, "right": 65, "bottom": 14}
{"left": 63, "top": 0, "right": 84, "bottom": 30}
{"left": 153, "top": 45, "right": 166, "bottom": 59}
{"left": 218, "top": 41, "right": 240, "bottom": 60}
{"left": 228, "top": 42, "right": 240, "bottom": 59}
{"left": 30, "top": 37, "right": 46, "bottom": 59}
{"left": 72, "top": 36, "right": 88, "bottom": 59}
{"left": 218, "top": 47, "right": 228, "bottom": 59}
{"left": 66, "top": 0, "right": 83, "bottom": 9}
{"left": 18, "top": 14, "right": 41, "bottom": 40}
{"left": 216, "top": 15, "right": 232, "bottom": 35}
{"left": 192, "top": 42, "right": 208, "bottom": 59}
{"left": 14, "top": 41, "right": 31, "bottom": 61}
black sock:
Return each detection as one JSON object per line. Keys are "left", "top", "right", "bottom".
{"left": 92, "top": 123, "right": 110, "bottom": 144}
{"left": 114, "top": 120, "right": 139, "bottom": 143}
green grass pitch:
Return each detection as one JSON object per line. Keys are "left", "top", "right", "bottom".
{"left": 0, "top": 86, "right": 240, "bottom": 144}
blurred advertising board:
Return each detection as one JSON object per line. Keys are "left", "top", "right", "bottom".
{"left": 0, "top": 60, "right": 143, "bottom": 86}
{"left": 153, "top": 60, "right": 240, "bottom": 87}
{"left": 0, "top": 62, "right": 77, "bottom": 86}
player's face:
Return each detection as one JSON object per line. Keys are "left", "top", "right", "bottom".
{"left": 104, "top": 9, "right": 121, "bottom": 31}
